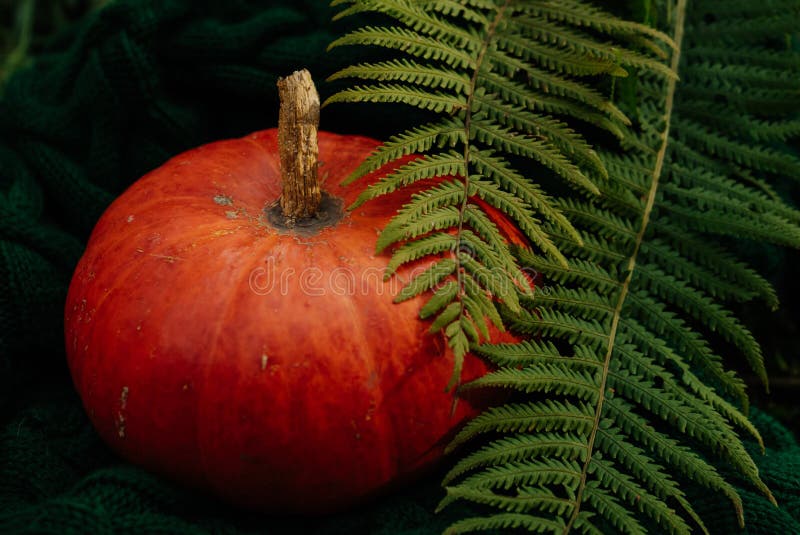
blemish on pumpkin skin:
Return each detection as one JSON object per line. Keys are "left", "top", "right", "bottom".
{"left": 149, "top": 253, "right": 182, "bottom": 263}
{"left": 116, "top": 386, "right": 129, "bottom": 439}
{"left": 212, "top": 229, "right": 237, "bottom": 238}
{"left": 350, "top": 420, "right": 361, "bottom": 441}
{"left": 365, "top": 399, "right": 377, "bottom": 422}
{"left": 214, "top": 194, "right": 234, "bottom": 206}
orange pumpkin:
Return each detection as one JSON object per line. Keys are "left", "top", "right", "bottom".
{"left": 64, "top": 72, "right": 521, "bottom": 513}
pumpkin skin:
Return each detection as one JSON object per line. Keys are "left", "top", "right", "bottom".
{"left": 64, "top": 129, "right": 518, "bottom": 513}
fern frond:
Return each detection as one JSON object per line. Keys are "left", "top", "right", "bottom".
{"left": 602, "top": 397, "right": 757, "bottom": 518}
{"left": 342, "top": 118, "right": 465, "bottom": 185}
{"left": 685, "top": 44, "right": 800, "bottom": 70}
{"left": 330, "top": 0, "right": 798, "bottom": 533}
{"left": 473, "top": 339, "right": 600, "bottom": 368}
{"left": 333, "top": 0, "right": 479, "bottom": 48}
{"left": 393, "top": 258, "right": 456, "bottom": 303}
{"left": 516, "top": 247, "right": 622, "bottom": 294}
{"left": 684, "top": 12, "right": 798, "bottom": 43}
{"left": 471, "top": 153, "right": 580, "bottom": 243}
{"left": 633, "top": 265, "right": 768, "bottom": 385}
{"left": 328, "top": 60, "right": 470, "bottom": 93}
{"left": 479, "top": 71, "right": 630, "bottom": 140}
{"left": 424, "top": 0, "right": 489, "bottom": 25}
{"left": 420, "top": 281, "right": 459, "bottom": 320}
{"left": 462, "top": 272, "right": 503, "bottom": 332}
{"left": 325, "top": 84, "right": 465, "bottom": 114}
{"left": 618, "top": 315, "right": 748, "bottom": 407}
{"left": 437, "top": 1, "right": 797, "bottom": 533}
{"left": 442, "top": 485, "right": 575, "bottom": 516}
{"left": 652, "top": 224, "right": 780, "bottom": 310}
{"left": 463, "top": 363, "right": 599, "bottom": 401}
{"left": 493, "top": 31, "right": 629, "bottom": 78}
{"left": 473, "top": 92, "right": 606, "bottom": 178}
{"left": 508, "top": 307, "right": 610, "bottom": 349}
{"left": 509, "top": 16, "right": 674, "bottom": 78}
{"left": 384, "top": 231, "right": 457, "bottom": 278}
{"left": 459, "top": 251, "right": 521, "bottom": 313}
{"left": 594, "top": 425, "right": 706, "bottom": 529}
{"left": 588, "top": 457, "right": 694, "bottom": 535}
{"left": 327, "top": 26, "right": 475, "bottom": 68}
{"left": 329, "top": 0, "right": 665, "bottom": 361}
{"left": 447, "top": 399, "right": 596, "bottom": 453}
{"left": 672, "top": 117, "right": 800, "bottom": 179}
{"left": 639, "top": 240, "right": 766, "bottom": 304}
{"left": 471, "top": 118, "right": 599, "bottom": 195}
{"left": 486, "top": 48, "right": 630, "bottom": 127}
{"left": 582, "top": 486, "right": 647, "bottom": 535}
{"left": 442, "top": 513, "right": 565, "bottom": 535}
{"left": 453, "top": 457, "right": 583, "bottom": 493}
{"left": 377, "top": 179, "right": 465, "bottom": 252}
{"left": 444, "top": 433, "right": 589, "bottom": 486}
{"left": 351, "top": 151, "right": 465, "bottom": 209}
{"left": 525, "top": 287, "right": 616, "bottom": 322}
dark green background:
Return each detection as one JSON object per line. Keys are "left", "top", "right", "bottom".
{"left": 0, "top": 1, "right": 798, "bottom": 533}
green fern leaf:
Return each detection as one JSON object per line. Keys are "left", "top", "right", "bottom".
{"left": 325, "top": 84, "right": 465, "bottom": 114}
{"left": 327, "top": 0, "right": 670, "bottom": 365}
{"left": 447, "top": 399, "right": 596, "bottom": 453}
{"left": 588, "top": 457, "right": 694, "bottom": 535}
{"left": 394, "top": 258, "right": 456, "bottom": 303}
{"left": 384, "top": 231, "right": 457, "bottom": 278}
{"left": 327, "top": 26, "right": 475, "bottom": 69}
{"left": 328, "top": 0, "right": 798, "bottom": 532}
{"left": 342, "top": 119, "right": 465, "bottom": 185}
{"left": 350, "top": 151, "right": 465, "bottom": 209}
{"left": 443, "top": 433, "right": 589, "bottom": 486}
{"left": 442, "top": 513, "right": 565, "bottom": 535}
{"left": 463, "top": 363, "right": 600, "bottom": 401}
{"left": 437, "top": 1, "right": 797, "bottom": 533}
{"left": 328, "top": 59, "right": 470, "bottom": 92}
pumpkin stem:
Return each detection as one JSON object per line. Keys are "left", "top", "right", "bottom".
{"left": 277, "top": 69, "right": 321, "bottom": 220}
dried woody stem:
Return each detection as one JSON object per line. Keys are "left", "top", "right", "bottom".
{"left": 277, "top": 69, "right": 321, "bottom": 219}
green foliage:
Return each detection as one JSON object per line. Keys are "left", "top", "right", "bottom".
{"left": 327, "top": 0, "right": 670, "bottom": 385}
{"left": 327, "top": 0, "right": 800, "bottom": 533}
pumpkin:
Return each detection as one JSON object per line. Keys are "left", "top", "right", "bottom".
{"left": 64, "top": 71, "right": 520, "bottom": 513}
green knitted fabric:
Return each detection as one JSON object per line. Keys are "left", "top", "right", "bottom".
{"left": 0, "top": 1, "right": 798, "bottom": 533}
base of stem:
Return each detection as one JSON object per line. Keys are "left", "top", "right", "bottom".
{"left": 263, "top": 192, "right": 344, "bottom": 236}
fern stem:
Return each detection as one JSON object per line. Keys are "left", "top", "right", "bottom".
{"left": 563, "top": 1, "right": 688, "bottom": 533}
{"left": 448, "top": 0, "right": 512, "bottom": 391}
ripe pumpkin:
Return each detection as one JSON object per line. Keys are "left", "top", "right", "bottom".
{"left": 64, "top": 72, "right": 521, "bottom": 513}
